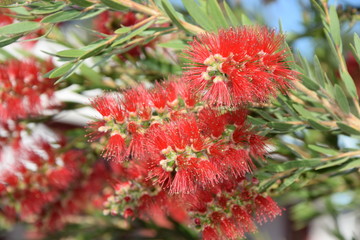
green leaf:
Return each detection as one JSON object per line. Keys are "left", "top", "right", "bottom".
{"left": 338, "top": 158, "right": 360, "bottom": 171}
{"left": 308, "top": 119, "right": 331, "bottom": 131}
{"left": 301, "top": 75, "right": 320, "bottom": 91}
{"left": 114, "top": 27, "right": 132, "bottom": 34}
{"left": 258, "top": 179, "right": 277, "bottom": 192}
{"left": 292, "top": 104, "right": 314, "bottom": 119}
{"left": 240, "top": 14, "right": 252, "bottom": 25}
{"left": 337, "top": 122, "right": 360, "bottom": 135}
{"left": 324, "top": 31, "right": 339, "bottom": 60}
{"left": 112, "top": 20, "right": 155, "bottom": 47}
{"left": 77, "top": 9, "right": 105, "bottom": 20}
{"left": 54, "top": 61, "right": 83, "bottom": 84}
{"left": 30, "top": 2, "right": 65, "bottom": 15}
{"left": 0, "top": 21, "right": 41, "bottom": 35}
{"left": 268, "top": 122, "right": 295, "bottom": 131}
{"left": 41, "top": 10, "right": 81, "bottom": 23}
{"left": 70, "top": 0, "right": 93, "bottom": 7}
{"left": 315, "top": 157, "right": 349, "bottom": 170}
{"left": 334, "top": 84, "right": 350, "bottom": 114}
{"left": 80, "top": 64, "right": 103, "bottom": 87}
{"left": 49, "top": 62, "right": 73, "bottom": 78}
{"left": 329, "top": 5, "right": 341, "bottom": 46}
{"left": 313, "top": 55, "right": 325, "bottom": 87}
{"left": 278, "top": 168, "right": 305, "bottom": 191}
{"left": 158, "top": 39, "right": 186, "bottom": 50}
{"left": 265, "top": 159, "right": 322, "bottom": 173}
{"left": 161, "top": 0, "right": 188, "bottom": 32}
{"left": 351, "top": 33, "right": 360, "bottom": 65}
{"left": 100, "top": 0, "right": 127, "bottom": 11}
{"left": 247, "top": 116, "right": 267, "bottom": 125}
{"left": 79, "top": 43, "right": 107, "bottom": 59}
{"left": 57, "top": 49, "right": 87, "bottom": 58}
{"left": 182, "top": 0, "right": 215, "bottom": 31}
{"left": 207, "top": 0, "right": 228, "bottom": 28}
{"left": 340, "top": 70, "right": 358, "bottom": 99}
{"left": 223, "top": 1, "right": 240, "bottom": 27}
{"left": 308, "top": 144, "right": 338, "bottom": 155}
{"left": 0, "top": 35, "right": 21, "bottom": 47}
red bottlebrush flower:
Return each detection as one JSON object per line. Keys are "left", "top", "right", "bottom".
{"left": 198, "top": 108, "right": 228, "bottom": 138}
{"left": 103, "top": 134, "right": 126, "bottom": 161}
{"left": 231, "top": 204, "right": 256, "bottom": 236}
{"left": 47, "top": 167, "right": 74, "bottom": 189}
{"left": 202, "top": 226, "right": 221, "bottom": 240}
{"left": 184, "top": 26, "right": 297, "bottom": 106}
{"left": 0, "top": 59, "right": 58, "bottom": 122}
{"left": 91, "top": 94, "right": 126, "bottom": 123}
{"left": 150, "top": 82, "right": 168, "bottom": 112}
{"left": 254, "top": 195, "right": 282, "bottom": 224}
{"left": 210, "top": 212, "right": 237, "bottom": 239}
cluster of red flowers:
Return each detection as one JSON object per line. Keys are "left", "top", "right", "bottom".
{"left": 0, "top": 59, "right": 58, "bottom": 123}
{"left": 0, "top": 58, "right": 112, "bottom": 236}
{"left": 89, "top": 26, "right": 297, "bottom": 240}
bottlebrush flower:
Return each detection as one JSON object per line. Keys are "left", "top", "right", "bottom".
{"left": 0, "top": 59, "right": 58, "bottom": 123}
{"left": 184, "top": 26, "right": 298, "bottom": 106}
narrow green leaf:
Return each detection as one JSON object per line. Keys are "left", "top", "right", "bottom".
{"left": 337, "top": 122, "right": 360, "bottom": 135}
{"left": 340, "top": 70, "right": 358, "bottom": 98}
{"left": 278, "top": 169, "right": 305, "bottom": 191}
{"left": 49, "top": 62, "right": 73, "bottom": 78}
{"left": 77, "top": 9, "right": 105, "bottom": 20}
{"left": 258, "top": 179, "right": 277, "bottom": 192}
{"left": 112, "top": 20, "right": 155, "bottom": 47}
{"left": 308, "top": 119, "right": 331, "bottom": 131}
{"left": 292, "top": 104, "right": 314, "bottom": 119}
{"left": 265, "top": 160, "right": 322, "bottom": 173}
{"left": 223, "top": 1, "right": 239, "bottom": 27}
{"left": 114, "top": 27, "right": 132, "bottom": 34}
{"left": 158, "top": 39, "right": 186, "bottom": 50}
{"left": 70, "top": 0, "right": 93, "bottom": 7}
{"left": 0, "top": 21, "right": 41, "bottom": 35}
{"left": 338, "top": 158, "right": 360, "bottom": 171}
{"left": 0, "top": 35, "right": 21, "bottom": 47}
{"left": 324, "top": 31, "right": 339, "bottom": 59}
{"left": 57, "top": 49, "right": 87, "bottom": 58}
{"left": 301, "top": 75, "right": 320, "bottom": 91}
{"left": 315, "top": 157, "right": 349, "bottom": 170}
{"left": 161, "top": 0, "right": 188, "bottom": 32}
{"left": 308, "top": 144, "right": 338, "bottom": 155}
{"left": 310, "top": 0, "right": 325, "bottom": 16}
{"left": 354, "top": 33, "right": 360, "bottom": 52}
{"left": 41, "top": 10, "right": 81, "bottom": 23}
{"left": 207, "top": 0, "right": 228, "bottom": 28}
{"left": 240, "top": 14, "right": 252, "bottom": 25}
{"left": 313, "top": 55, "right": 325, "bottom": 87}
{"left": 79, "top": 44, "right": 107, "bottom": 59}
{"left": 100, "top": 0, "right": 127, "bottom": 11}
{"left": 247, "top": 116, "right": 267, "bottom": 125}
{"left": 268, "top": 122, "right": 295, "bottom": 131}
{"left": 182, "top": 0, "right": 215, "bottom": 31}
{"left": 80, "top": 64, "right": 103, "bottom": 86}
{"left": 334, "top": 84, "right": 350, "bottom": 114}
{"left": 329, "top": 5, "right": 341, "bottom": 46}
{"left": 30, "top": 2, "right": 65, "bottom": 15}
{"left": 54, "top": 61, "right": 83, "bottom": 84}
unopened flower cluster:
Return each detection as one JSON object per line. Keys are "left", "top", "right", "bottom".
{"left": 90, "top": 26, "right": 297, "bottom": 239}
